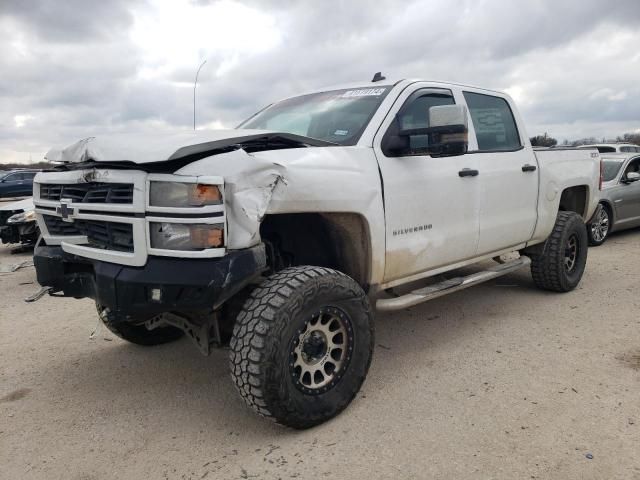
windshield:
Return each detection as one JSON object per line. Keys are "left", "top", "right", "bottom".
{"left": 602, "top": 160, "right": 624, "bottom": 181}
{"left": 239, "top": 86, "right": 391, "bottom": 145}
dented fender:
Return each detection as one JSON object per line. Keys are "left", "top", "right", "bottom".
{"left": 176, "top": 146, "right": 386, "bottom": 285}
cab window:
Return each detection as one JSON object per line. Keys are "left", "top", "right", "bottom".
{"left": 463, "top": 92, "right": 521, "bottom": 151}
{"left": 382, "top": 91, "right": 455, "bottom": 156}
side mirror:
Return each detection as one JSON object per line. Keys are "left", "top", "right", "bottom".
{"left": 624, "top": 171, "right": 640, "bottom": 183}
{"left": 389, "top": 105, "right": 469, "bottom": 157}
{"left": 427, "top": 105, "right": 468, "bottom": 156}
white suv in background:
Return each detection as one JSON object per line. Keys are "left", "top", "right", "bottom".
{"left": 578, "top": 143, "right": 640, "bottom": 153}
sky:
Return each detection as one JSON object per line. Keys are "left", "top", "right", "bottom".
{"left": 1, "top": 0, "right": 639, "bottom": 164}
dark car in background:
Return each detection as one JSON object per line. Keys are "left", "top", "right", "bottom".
{"left": 0, "top": 170, "right": 38, "bottom": 198}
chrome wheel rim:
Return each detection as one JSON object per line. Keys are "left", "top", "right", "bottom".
{"left": 590, "top": 205, "right": 609, "bottom": 242}
{"left": 564, "top": 234, "right": 579, "bottom": 273}
{"left": 290, "top": 306, "right": 353, "bottom": 395}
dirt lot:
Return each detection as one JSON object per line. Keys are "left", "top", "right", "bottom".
{"left": 1, "top": 230, "right": 639, "bottom": 480}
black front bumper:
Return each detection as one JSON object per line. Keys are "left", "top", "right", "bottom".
{"left": 33, "top": 244, "right": 267, "bottom": 316}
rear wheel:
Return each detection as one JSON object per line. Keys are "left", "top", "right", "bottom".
{"left": 229, "top": 266, "right": 374, "bottom": 429}
{"left": 97, "top": 304, "right": 184, "bottom": 346}
{"left": 530, "top": 211, "right": 588, "bottom": 292}
{"left": 587, "top": 203, "right": 611, "bottom": 246}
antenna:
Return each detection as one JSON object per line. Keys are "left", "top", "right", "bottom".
{"left": 371, "top": 72, "right": 386, "bottom": 82}
{"left": 193, "top": 60, "right": 207, "bottom": 130}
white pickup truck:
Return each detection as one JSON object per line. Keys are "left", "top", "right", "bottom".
{"left": 31, "top": 78, "right": 601, "bottom": 428}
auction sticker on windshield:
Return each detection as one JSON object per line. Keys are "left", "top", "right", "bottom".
{"left": 342, "top": 88, "right": 387, "bottom": 98}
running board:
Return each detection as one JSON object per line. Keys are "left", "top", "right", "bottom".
{"left": 376, "top": 256, "right": 531, "bottom": 312}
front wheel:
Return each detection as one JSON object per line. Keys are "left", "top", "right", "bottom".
{"left": 229, "top": 266, "right": 374, "bottom": 429}
{"left": 587, "top": 203, "right": 611, "bottom": 246}
{"left": 530, "top": 211, "right": 588, "bottom": 292}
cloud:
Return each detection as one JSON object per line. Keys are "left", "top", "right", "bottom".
{"left": 1, "top": 0, "right": 640, "bottom": 163}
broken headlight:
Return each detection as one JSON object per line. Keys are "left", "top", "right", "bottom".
{"left": 149, "top": 222, "right": 224, "bottom": 250}
{"left": 149, "top": 182, "right": 222, "bottom": 208}
{"left": 7, "top": 210, "right": 36, "bottom": 225}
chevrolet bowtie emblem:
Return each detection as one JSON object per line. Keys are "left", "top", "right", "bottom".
{"left": 57, "top": 202, "right": 75, "bottom": 221}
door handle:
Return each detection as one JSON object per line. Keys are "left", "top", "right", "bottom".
{"left": 522, "top": 164, "right": 537, "bottom": 172}
{"left": 458, "top": 168, "right": 479, "bottom": 177}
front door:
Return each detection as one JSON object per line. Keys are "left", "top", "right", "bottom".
{"left": 373, "top": 86, "right": 480, "bottom": 283}
{"left": 613, "top": 156, "right": 640, "bottom": 227}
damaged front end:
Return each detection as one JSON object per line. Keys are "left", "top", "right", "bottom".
{"left": 0, "top": 199, "right": 39, "bottom": 248}
{"left": 30, "top": 130, "right": 326, "bottom": 352}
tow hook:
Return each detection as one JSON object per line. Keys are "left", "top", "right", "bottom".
{"left": 24, "top": 286, "right": 53, "bottom": 303}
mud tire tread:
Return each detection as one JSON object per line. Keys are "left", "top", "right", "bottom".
{"left": 530, "top": 211, "right": 588, "bottom": 292}
{"left": 229, "top": 266, "right": 374, "bottom": 429}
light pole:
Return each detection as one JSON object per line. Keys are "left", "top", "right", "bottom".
{"left": 193, "top": 60, "right": 207, "bottom": 130}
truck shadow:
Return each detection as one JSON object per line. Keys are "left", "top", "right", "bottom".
{"left": 37, "top": 266, "right": 567, "bottom": 436}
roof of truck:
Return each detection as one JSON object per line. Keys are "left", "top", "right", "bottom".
{"left": 291, "top": 78, "right": 508, "bottom": 99}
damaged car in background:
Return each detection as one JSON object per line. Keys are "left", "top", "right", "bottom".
{"left": 29, "top": 78, "right": 601, "bottom": 429}
{"left": 586, "top": 152, "right": 640, "bottom": 245}
{"left": 0, "top": 198, "right": 39, "bottom": 249}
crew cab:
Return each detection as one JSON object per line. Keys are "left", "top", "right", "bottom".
{"left": 30, "top": 78, "right": 601, "bottom": 428}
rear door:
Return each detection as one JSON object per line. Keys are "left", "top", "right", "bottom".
{"left": 373, "top": 85, "right": 480, "bottom": 283}
{"left": 463, "top": 91, "right": 539, "bottom": 254}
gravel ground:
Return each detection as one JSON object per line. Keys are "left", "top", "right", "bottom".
{"left": 0, "top": 230, "right": 639, "bottom": 479}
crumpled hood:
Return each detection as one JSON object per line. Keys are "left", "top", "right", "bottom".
{"left": 45, "top": 129, "right": 334, "bottom": 164}
{"left": 0, "top": 198, "right": 34, "bottom": 212}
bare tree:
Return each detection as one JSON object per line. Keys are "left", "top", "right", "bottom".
{"left": 530, "top": 133, "right": 558, "bottom": 147}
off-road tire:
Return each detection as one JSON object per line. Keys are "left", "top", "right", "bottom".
{"left": 229, "top": 266, "right": 374, "bottom": 429}
{"left": 530, "top": 211, "right": 588, "bottom": 292}
{"left": 97, "top": 305, "right": 184, "bottom": 346}
{"left": 586, "top": 203, "right": 611, "bottom": 246}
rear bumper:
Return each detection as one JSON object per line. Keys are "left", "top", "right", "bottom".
{"left": 34, "top": 244, "right": 267, "bottom": 316}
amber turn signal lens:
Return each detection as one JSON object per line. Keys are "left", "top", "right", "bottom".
{"left": 188, "top": 184, "right": 222, "bottom": 206}
{"left": 149, "top": 222, "right": 224, "bottom": 250}
{"left": 190, "top": 224, "right": 224, "bottom": 248}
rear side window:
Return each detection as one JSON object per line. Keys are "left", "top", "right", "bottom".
{"left": 463, "top": 92, "right": 521, "bottom": 151}
{"left": 620, "top": 146, "right": 640, "bottom": 153}
{"left": 602, "top": 161, "right": 624, "bottom": 181}
{"left": 598, "top": 146, "right": 616, "bottom": 153}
